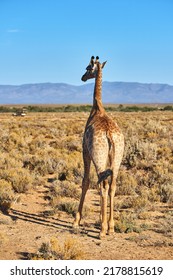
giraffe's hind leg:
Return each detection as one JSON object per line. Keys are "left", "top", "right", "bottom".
{"left": 108, "top": 138, "right": 124, "bottom": 235}
{"left": 99, "top": 179, "right": 109, "bottom": 239}
{"left": 108, "top": 176, "right": 116, "bottom": 235}
{"left": 91, "top": 144, "right": 110, "bottom": 238}
{"left": 73, "top": 146, "right": 91, "bottom": 228}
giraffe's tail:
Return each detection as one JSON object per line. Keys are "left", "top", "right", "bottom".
{"left": 97, "top": 169, "right": 113, "bottom": 184}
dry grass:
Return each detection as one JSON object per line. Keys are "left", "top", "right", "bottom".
{"left": 30, "top": 236, "right": 85, "bottom": 260}
{"left": 0, "top": 179, "right": 15, "bottom": 213}
{"left": 0, "top": 111, "right": 173, "bottom": 241}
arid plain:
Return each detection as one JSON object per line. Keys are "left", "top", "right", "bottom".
{"left": 0, "top": 110, "right": 173, "bottom": 259}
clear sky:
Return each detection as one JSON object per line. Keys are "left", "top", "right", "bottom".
{"left": 0, "top": 0, "right": 173, "bottom": 86}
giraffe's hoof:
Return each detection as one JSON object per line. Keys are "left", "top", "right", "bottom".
{"left": 108, "top": 230, "right": 115, "bottom": 236}
{"left": 108, "top": 227, "right": 115, "bottom": 235}
{"left": 73, "top": 227, "right": 80, "bottom": 234}
{"left": 72, "top": 221, "right": 80, "bottom": 229}
{"left": 72, "top": 222, "right": 80, "bottom": 234}
{"left": 99, "top": 231, "right": 106, "bottom": 239}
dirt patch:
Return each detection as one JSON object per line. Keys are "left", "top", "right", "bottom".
{"left": 0, "top": 183, "right": 172, "bottom": 260}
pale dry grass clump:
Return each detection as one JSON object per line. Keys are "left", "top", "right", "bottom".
{"left": 50, "top": 194, "right": 89, "bottom": 219}
{"left": 30, "top": 236, "right": 85, "bottom": 260}
{"left": 52, "top": 180, "right": 81, "bottom": 199}
{"left": 0, "top": 179, "right": 15, "bottom": 212}
{"left": 0, "top": 168, "right": 34, "bottom": 193}
{"left": 117, "top": 170, "right": 137, "bottom": 195}
{"left": 114, "top": 211, "right": 148, "bottom": 233}
{"left": 23, "top": 148, "right": 61, "bottom": 176}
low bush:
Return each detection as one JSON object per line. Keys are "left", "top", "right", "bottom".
{"left": 30, "top": 236, "right": 85, "bottom": 260}
{"left": 0, "top": 168, "right": 34, "bottom": 193}
{"left": 0, "top": 179, "right": 15, "bottom": 212}
{"left": 114, "top": 212, "right": 139, "bottom": 233}
{"left": 52, "top": 180, "right": 81, "bottom": 199}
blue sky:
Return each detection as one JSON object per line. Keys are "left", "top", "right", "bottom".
{"left": 0, "top": 0, "right": 173, "bottom": 86}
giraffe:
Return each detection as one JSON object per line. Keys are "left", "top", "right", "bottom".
{"left": 73, "top": 56, "right": 124, "bottom": 238}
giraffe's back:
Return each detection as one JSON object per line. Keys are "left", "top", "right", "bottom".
{"left": 83, "top": 112, "right": 124, "bottom": 175}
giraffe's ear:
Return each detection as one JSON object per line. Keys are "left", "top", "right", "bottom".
{"left": 101, "top": 61, "right": 107, "bottom": 69}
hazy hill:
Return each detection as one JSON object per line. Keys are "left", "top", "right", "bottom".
{"left": 0, "top": 82, "right": 172, "bottom": 104}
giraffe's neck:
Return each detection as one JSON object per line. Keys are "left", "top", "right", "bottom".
{"left": 92, "top": 63, "right": 105, "bottom": 115}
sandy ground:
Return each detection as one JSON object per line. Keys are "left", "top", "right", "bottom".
{"left": 0, "top": 181, "right": 172, "bottom": 260}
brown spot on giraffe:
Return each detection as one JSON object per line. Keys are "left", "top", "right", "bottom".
{"left": 73, "top": 56, "right": 124, "bottom": 238}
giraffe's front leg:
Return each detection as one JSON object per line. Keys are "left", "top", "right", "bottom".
{"left": 99, "top": 180, "right": 109, "bottom": 239}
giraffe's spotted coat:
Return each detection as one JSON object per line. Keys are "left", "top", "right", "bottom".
{"left": 74, "top": 58, "right": 124, "bottom": 238}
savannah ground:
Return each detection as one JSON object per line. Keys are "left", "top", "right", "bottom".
{"left": 0, "top": 109, "right": 173, "bottom": 260}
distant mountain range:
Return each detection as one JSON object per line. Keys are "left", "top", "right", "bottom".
{"left": 0, "top": 81, "right": 172, "bottom": 104}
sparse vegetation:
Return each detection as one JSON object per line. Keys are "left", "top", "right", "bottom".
{"left": 0, "top": 109, "right": 172, "bottom": 259}
{"left": 0, "top": 179, "right": 15, "bottom": 213}
{"left": 114, "top": 212, "right": 142, "bottom": 233}
{"left": 0, "top": 111, "right": 172, "bottom": 213}
{"left": 30, "top": 236, "right": 85, "bottom": 260}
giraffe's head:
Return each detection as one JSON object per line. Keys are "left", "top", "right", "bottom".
{"left": 81, "top": 56, "right": 107, "bottom": 82}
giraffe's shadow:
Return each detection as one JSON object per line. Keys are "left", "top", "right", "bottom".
{"left": 9, "top": 208, "right": 72, "bottom": 230}
{"left": 9, "top": 208, "right": 100, "bottom": 237}
{"left": 6, "top": 208, "right": 100, "bottom": 259}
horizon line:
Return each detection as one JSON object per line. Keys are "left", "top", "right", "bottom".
{"left": 0, "top": 81, "right": 173, "bottom": 87}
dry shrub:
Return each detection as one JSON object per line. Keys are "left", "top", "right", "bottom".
{"left": 59, "top": 151, "right": 83, "bottom": 181}
{"left": 116, "top": 193, "right": 149, "bottom": 213}
{"left": 130, "top": 195, "right": 150, "bottom": 213}
{"left": 0, "top": 168, "right": 34, "bottom": 193}
{"left": 52, "top": 180, "right": 80, "bottom": 199}
{"left": 50, "top": 195, "right": 89, "bottom": 218}
{"left": 123, "top": 139, "right": 140, "bottom": 168}
{"left": 24, "top": 149, "right": 61, "bottom": 176}
{"left": 154, "top": 213, "right": 173, "bottom": 235}
{"left": 31, "top": 236, "right": 85, "bottom": 260}
{"left": 117, "top": 170, "right": 137, "bottom": 195}
{"left": 157, "top": 146, "right": 172, "bottom": 160}
{"left": 114, "top": 212, "right": 140, "bottom": 233}
{"left": 158, "top": 184, "right": 173, "bottom": 203}
{"left": 65, "top": 135, "right": 82, "bottom": 152}
{"left": 147, "top": 186, "right": 160, "bottom": 202}
{"left": 56, "top": 201, "right": 78, "bottom": 217}
{"left": 0, "top": 179, "right": 15, "bottom": 212}
{"left": 29, "top": 135, "right": 48, "bottom": 153}
{"left": 0, "top": 152, "right": 23, "bottom": 170}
